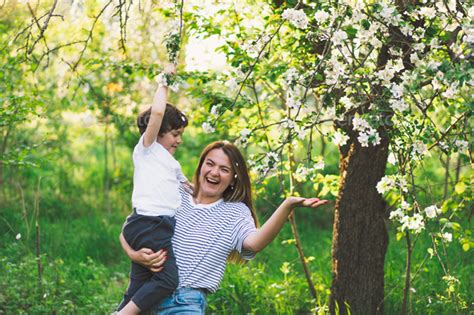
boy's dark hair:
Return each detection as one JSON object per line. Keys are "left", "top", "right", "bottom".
{"left": 137, "top": 103, "right": 188, "bottom": 136}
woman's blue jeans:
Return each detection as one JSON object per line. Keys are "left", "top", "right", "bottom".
{"left": 152, "top": 288, "right": 207, "bottom": 314}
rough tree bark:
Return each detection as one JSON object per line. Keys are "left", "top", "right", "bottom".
{"left": 329, "top": 132, "right": 390, "bottom": 315}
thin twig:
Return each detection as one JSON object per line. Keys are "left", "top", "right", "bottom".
{"left": 27, "top": 0, "right": 58, "bottom": 55}
{"left": 73, "top": 0, "right": 113, "bottom": 71}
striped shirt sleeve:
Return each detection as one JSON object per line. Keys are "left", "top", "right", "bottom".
{"left": 232, "top": 204, "right": 258, "bottom": 260}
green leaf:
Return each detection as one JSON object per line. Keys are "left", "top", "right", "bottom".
{"left": 427, "top": 248, "right": 434, "bottom": 257}
{"left": 319, "top": 185, "right": 330, "bottom": 197}
{"left": 454, "top": 182, "right": 466, "bottom": 194}
{"left": 396, "top": 232, "right": 404, "bottom": 241}
{"left": 462, "top": 243, "right": 470, "bottom": 251}
{"left": 451, "top": 222, "right": 461, "bottom": 231}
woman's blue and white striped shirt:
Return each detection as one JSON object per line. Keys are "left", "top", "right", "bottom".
{"left": 172, "top": 186, "right": 257, "bottom": 293}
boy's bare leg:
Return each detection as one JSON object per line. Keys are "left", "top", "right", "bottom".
{"left": 117, "top": 301, "right": 140, "bottom": 315}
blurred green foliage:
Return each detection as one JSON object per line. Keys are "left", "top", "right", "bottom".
{"left": 0, "top": 1, "right": 472, "bottom": 314}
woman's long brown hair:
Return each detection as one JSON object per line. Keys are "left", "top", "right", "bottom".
{"left": 193, "top": 141, "right": 260, "bottom": 263}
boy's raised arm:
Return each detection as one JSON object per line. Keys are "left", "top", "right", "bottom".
{"left": 142, "top": 63, "right": 176, "bottom": 147}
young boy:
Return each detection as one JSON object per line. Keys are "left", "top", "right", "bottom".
{"left": 117, "top": 64, "right": 188, "bottom": 315}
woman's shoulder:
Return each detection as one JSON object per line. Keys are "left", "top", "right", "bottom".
{"left": 220, "top": 200, "right": 251, "bottom": 216}
{"left": 178, "top": 184, "right": 192, "bottom": 199}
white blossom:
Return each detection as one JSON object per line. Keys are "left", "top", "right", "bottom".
{"left": 267, "top": 151, "right": 279, "bottom": 162}
{"left": 286, "top": 90, "right": 301, "bottom": 109}
{"left": 410, "top": 53, "right": 422, "bottom": 67}
{"left": 400, "top": 24, "right": 413, "bottom": 36}
{"left": 389, "top": 58, "right": 404, "bottom": 73}
{"left": 340, "top": 96, "right": 355, "bottom": 110}
{"left": 378, "top": 3, "right": 400, "bottom": 25}
{"left": 412, "top": 141, "right": 428, "bottom": 155}
{"left": 432, "top": 76, "right": 443, "bottom": 90}
{"left": 358, "top": 128, "right": 381, "bottom": 147}
{"left": 353, "top": 117, "right": 371, "bottom": 131}
{"left": 314, "top": 10, "right": 330, "bottom": 23}
{"left": 282, "top": 8, "right": 309, "bottom": 29}
{"left": 210, "top": 105, "right": 219, "bottom": 117}
{"left": 369, "top": 36, "right": 382, "bottom": 49}
{"left": 397, "top": 177, "right": 408, "bottom": 192}
{"left": 442, "top": 232, "right": 453, "bottom": 242}
{"left": 295, "top": 166, "right": 310, "bottom": 182}
{"left": 442, "top": 86, "right": 457, "bottom": 99}
{"left": 333, "top": 130, "right": 349, "bottom": 147}
{"left": 439, "top": 141, "right": 449, "bottom": 151}
{"left": 406, "top": 213, "right": 425, "bottom": 234}
{"left": 376, "top": 176, "right": 396, "bottom": 194}
{"left": 390, "top": 99, "right": 409, "bottom": 112}
{"left": 202, "top": 122, "right": 215, "bottom": 133}
{"left": 418, "top": 7, "right": 436, "bottom": 19}
{"left": 16, "top": 233, "right": 21, "bottom": 240}
{"left": 333, "top": 30, "right": 348, "bottom": 46}
{"left": 427, "top": 61, "right": 441, "bottom": 71}
{"left": 463, "top": 27, "right": 474, "bottom": 44}
{"left": 284, "top": 67, "right": 300, "bottom": 83}
{"left": 424, "top": 205, "right": 441, "bottom": 219}
{"left": 388, "top": 152, "right": 397, "bottom": 165}
{"left": 469, "top": 6, "right": 474, "bottom": 19}
{"left": 391, "top": 83, "right": 404, "bottom": 98}
{"left": 243, "top": 34, "right": 270, "bottom": 58}
{"left": 455, "top": 140, "right": 469, "bottom": 152}
{"left": 225, "top": 77, "right": 238, "bottom": 90}
{"left": 297, "top": 128, "right": 308, "bottom": 140}
{"left": 282, "top": 118, "right": 296, "bottom": 129}
{"left": 375, "top": 67, "right": 395, "bottom": 84}
{"left": 325, "top": 107, "right": 336, "bottom": 119}
{"left": 240, "top": 128, "right": 251, "bottom": 138}
{"left": 389, "top": 208, "right": 404, "bottom": 220}
{"left": 314, "top": 161, "right": 325, "bottom": 170}
{"left": 400, "top": 201, "right": 410, "bottom": 210}
{"left": 357, "top": 132, "right": 370, "bottom": 147}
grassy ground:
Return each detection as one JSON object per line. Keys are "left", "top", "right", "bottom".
{"left": 1, "top": 198, "right": 472, "bottom": 314}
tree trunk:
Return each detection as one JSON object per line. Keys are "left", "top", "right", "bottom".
{"left": 329, "top": 136, "right": 389, "bottom": 314}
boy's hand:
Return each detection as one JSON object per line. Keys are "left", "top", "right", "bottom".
{"left": 163, "top": 63, "right": 177, "bottom": 75}
{"left": 182, "top": 181, "right": 194, "bottom": 194}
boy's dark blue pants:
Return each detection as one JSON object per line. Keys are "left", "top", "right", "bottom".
{"left": 118, "top": 211, "right": 179, "bottom": 313}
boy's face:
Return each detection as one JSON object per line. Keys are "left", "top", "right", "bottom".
{"left": 157, "top": 127, "right": 185, "bottom": 155}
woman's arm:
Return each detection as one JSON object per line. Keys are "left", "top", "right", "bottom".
{"left": 119, "top": 233, "right": 167, "bottom": 272}
{"left": 243, "top": 197, "right": 328, "bottom": 253}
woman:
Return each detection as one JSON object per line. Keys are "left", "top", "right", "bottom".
{"left": 120, "top": 141, "right": 327, "bottom": 314}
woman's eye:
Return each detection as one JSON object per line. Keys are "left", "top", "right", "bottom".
{"left": 222, "top": 169, "right": 230, "bottom": 173}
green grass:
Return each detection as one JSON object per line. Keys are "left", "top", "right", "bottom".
{"left": 0, "top": 196, "right": 472, "bottom": 314}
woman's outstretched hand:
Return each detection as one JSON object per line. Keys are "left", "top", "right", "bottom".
{"left": 285, "top": 196, "right": 329, "bottom": 209}
{"left": 242, "top": 196, "right": 329, "bottom": 253}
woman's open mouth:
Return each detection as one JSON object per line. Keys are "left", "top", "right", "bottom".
{"left": 205, "top": 177, "right": 219, "bottom": 185}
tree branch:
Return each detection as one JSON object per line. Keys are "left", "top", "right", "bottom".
{"left": 27, "top": 0, "right": 58, "bottom": 55}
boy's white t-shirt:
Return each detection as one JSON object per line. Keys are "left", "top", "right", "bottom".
{"left": 131, "top": 135, "right": 186, "bottom": 216}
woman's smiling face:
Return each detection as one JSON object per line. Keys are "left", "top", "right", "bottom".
{"left": 197, "top": 148, "right": 234, "bottom": 203}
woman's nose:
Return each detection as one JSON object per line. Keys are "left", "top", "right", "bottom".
{"left": 209, "top": 167, "right": 219, "bottom": 176}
